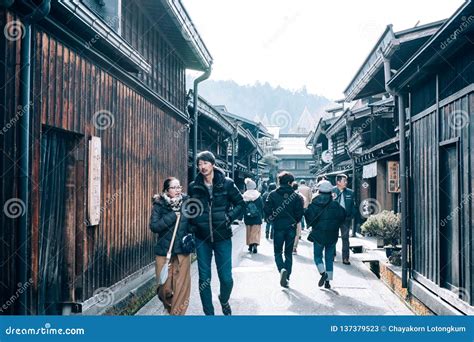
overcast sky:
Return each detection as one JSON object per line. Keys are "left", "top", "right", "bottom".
{"left": 182, "top": 0, "right": 464, "bottom": 100}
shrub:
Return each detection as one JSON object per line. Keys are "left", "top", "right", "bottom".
{"left": 361, "top": 210, "right": 401, "bottom": 245}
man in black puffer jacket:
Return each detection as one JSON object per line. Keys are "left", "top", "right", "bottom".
{"left": 188, "top": 151, "right": 244, "bottom": 316}
{"left": 264, "top": 171, "right": 304, "bottom": 288}
{"left": 304, "top": 180, "right": 346, "bottom": 289}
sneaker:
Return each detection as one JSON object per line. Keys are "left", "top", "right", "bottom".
{"left": 218, "top": 295, "right": 232, "bottom": 316}
{"left": 324, "top": 281, "right": 331, "bottom": 289}
{"left": 343, "top": 259, "right": 351, "bottom": 265}
{"left": 280, "top": 268, "right": 289, "bottom": 288}
{"left": 318, "top": 272, "right": 328, "bottom": 287}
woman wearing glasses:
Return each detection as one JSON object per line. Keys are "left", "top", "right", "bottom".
{"left": 149, "top": 177, "right": 194, "bottom": 315}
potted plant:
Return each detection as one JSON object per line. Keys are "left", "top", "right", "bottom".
{"left": 361, "top": 210, "right": 401, "bottom": 256}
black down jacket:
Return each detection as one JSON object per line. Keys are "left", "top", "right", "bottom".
{"left": 263, "top": 185, "right": 304, "bottom": 231}
{"left": 188, "top": 167, "right": 245, "bottom": 242}
{"left": 304, "top": 193, "right": 346, "bottom": 245}
{"left": 149, "top": 194, "right": 192, "bottom": 256}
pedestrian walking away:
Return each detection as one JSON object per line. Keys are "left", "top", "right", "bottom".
{"left": 305, "top": 180, "right": 346, "bottom": 289}
{"left": 149, "top": 177, "right": 194, "bottom": 315}
{"left": 332, "top": 174, "right": 358, "bottom": 265}
{"left": 262, "top": 183, "right": 277, "bottom": 239}
{"left": 188, "top": 151, "right": 245, "bottom": 315}
{"left": 298, "top": 180, "right": 312, "bottom": 230}
{"left": 264, "top": 172, "right": 304, "bottom": 288}
{"left": 243, "top": 178, "right": 264, "bottom": 254}
{"left": 292, "top": 182, "right": 305, "bottom": 254}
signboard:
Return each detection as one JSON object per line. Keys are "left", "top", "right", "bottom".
{"left": 88, "top": 137, "right": 102, "bottom": 226}
{"left": 321, "top": 150, "right": 332, "bottom": 164}
{"left": 362, "top": 161, "right": 377, "bottom": 179}
{"left": 387, "top": 161, "right": 400, "bottom": 193}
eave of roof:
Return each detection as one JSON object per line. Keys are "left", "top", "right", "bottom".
{"left": 140, "top": 0, "right": 213, "bottom": 71}
{"left": 344, "top": 20, "right": 445, "bottom": 101}
{"left": 388, "top": 0, "right": 473, "bottom": 90}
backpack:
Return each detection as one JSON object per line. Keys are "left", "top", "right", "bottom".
{"left": 245, "top": 201, "right": 260, "bottom": 218}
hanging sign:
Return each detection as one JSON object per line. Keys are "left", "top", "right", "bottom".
{"left": 88, "top": 136, "right": 102, "bottom": 226}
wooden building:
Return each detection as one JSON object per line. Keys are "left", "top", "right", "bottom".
{"left": 217, "top": 107, "right": 265, "bottom": 191}
{"left": 342, "top": 21, "right": 445, "bottom": 218}
{"left": 186, "top": 92, "right": 234, "bottom": 176}
{"left": 274, "top": 133, "right": 313, "bottom": 183}
{"left": 0, "top": 0, "right": 212, "bottom": 314}
{"left": 388, "top": 0, "right": 473, "bottom": 314}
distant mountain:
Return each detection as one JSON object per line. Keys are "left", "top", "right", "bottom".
{"left": 186, "top": 77, "right": 334, "bottom": 133}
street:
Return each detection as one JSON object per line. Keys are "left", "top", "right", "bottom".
{"left": 137, "top": 222, "right": 413, "bottom": 316}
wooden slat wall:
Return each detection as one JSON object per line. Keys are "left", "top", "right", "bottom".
{"left": 121, "top": 0, "right": 186, "bottom": 112}
{"left": 411, "top": 111, "right": 439, "bottom": 284}
{"left": 410, "top": 89, "right": 473, "bottom": 305}
{"left": 1, "top": 5, "right": 189, "bottom": 312}
{"left": 33, "top": 31, "right": 189, "bottom": 302}
{"left": 0, "top": 10, "right": 23, "bottom": 315}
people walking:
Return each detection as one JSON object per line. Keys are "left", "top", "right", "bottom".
{"left": 242, "top": 178, "right": 264, "bottom": 254}
{"left": 149, "top": 177, "right": 192, "bottom": 315}
{"left": 332, "top": 174, "right": 357, "bottom": 265}
{"left": 304, "top": 180, "right": 346, "bottom": 289}
{"left": 298, "top": 180, "right": 312, "bottom": 230}
{"left": 188, "top": 151, "right": 245, "bottom": 316}
{"left": 264, "top": 172, "right": 304, "bottom": 288}
{"left": 262, "top": 183, "right": 277, "bottom": 239}
{"left": 292, "top": 182, "right": 305, "bottom": 255}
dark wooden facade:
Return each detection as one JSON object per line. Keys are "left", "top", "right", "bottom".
{"left": 323, "top": 0, "right": 473, "bottom": 314}
{"left": 389, "top": 4, "right": 474, "bottom": 312}
{"left": 0, "top": 0, "right": 211, "bottom": 314}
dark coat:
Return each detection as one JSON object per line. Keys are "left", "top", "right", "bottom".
{"left": 332, "top": 187, "right": 357, "bottom": 219}
{"left": 188, "top": 167, "right": 245, "bottom": 242}
{"left": 304, "top": 193, "right": 346, "bottom": 245}
{"left": 149, "top": 194, "right": 191, "bottom": 256}
{"left": 242, "top": 190, "right": 264, "bottom": 226}
{"left": 263, "top": 185, "right": 304, "bottom": 231}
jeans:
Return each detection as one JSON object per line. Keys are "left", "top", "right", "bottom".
{"left": 265, "top": 222, "right": 273, "bottom": 238}
{"left": 314, "top": 241, "right": 336, "bottom": 281}
{"left": 273, "top": 227, "right": 297, "bottom": 279}
{"left": 339, "top": 218, "right": 352, "bottom": 260}
{"left": 196, "top": 238, "right": 233, "bottom": 315}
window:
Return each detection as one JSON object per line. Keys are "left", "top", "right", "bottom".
{"left": 296, "top": 160, "right": 309, "bottom": 170}
{"left": 82, "top": 0, "right": 122, "bottom": 33}
{"left": 279, "top": 160, "right": 296, "bottom": 170}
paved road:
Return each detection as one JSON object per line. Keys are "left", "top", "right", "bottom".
{"left": 137, "top": 222, "right": 413, "bottom": 316}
